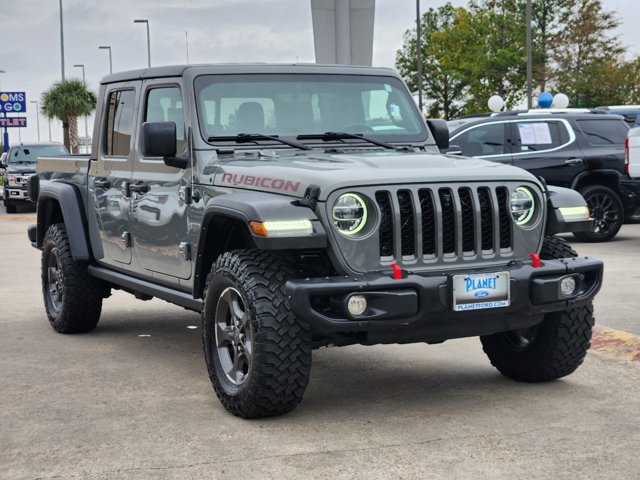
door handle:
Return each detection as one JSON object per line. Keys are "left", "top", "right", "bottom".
{"left": 128, "top": 181, "right": 150, "bottom": 194}
{"left": 564, "top": 158, "right": 582, "bottom": 166}
{"left": 94, "top": 179, "right": 111, "bottom": 189}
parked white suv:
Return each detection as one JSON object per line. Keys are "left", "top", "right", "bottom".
{"left": 627, "top": 127, "right": 640, "bottom": 178}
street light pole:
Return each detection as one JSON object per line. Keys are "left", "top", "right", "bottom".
{"left": 416, "top": 0, "right": 423, "bottom": 114}
{"left": 0, "top": 70, "right": 7, "bottom": 152}
{"left": 59, "top": 0, "right": 65, "bottom": 80}
{"left": 526, "top": 0, "right": 532, "bottom": 109}
{"left": 73, "top": 64, "right": 89, "bottom": 140}
{"left": 185, "top": 31, "right": 190, "bottom": 64}
{"left": 30, "top": 101, "right": 41, "bottom": 142}
{"left": 134, "top": 19, "right": 151, "bottom": 67}
{"left": 98, "top": 46, "right": 113, "bottom": 74}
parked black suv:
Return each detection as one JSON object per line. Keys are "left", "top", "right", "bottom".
{"left": 449, "top": 111, "right": 640, "bottom": 242}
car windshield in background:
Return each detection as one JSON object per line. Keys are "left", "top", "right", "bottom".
{"left": 194, "top": 74, "right": 428, "bottom": 146}
{"left": 9, "top": 145, "right": 68, "bottom": 164}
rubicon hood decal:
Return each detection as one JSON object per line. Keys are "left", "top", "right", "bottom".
{"left": 219, "top": 172, "right": 301, "bottom": 193}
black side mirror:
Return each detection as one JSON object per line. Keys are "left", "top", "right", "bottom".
{"left": 427, "top": 119, "right": 450, "bottom": 151}
{"left": 141, "top": 121, "right": 189, "bottom": 169}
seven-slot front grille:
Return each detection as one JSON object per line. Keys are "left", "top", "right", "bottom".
{"left": 375, "top": 185, "right": 512, "bottom": 263}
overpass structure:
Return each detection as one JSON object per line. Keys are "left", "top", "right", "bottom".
{"left": 310, "top": 0, "right": 375, "bottom": 66}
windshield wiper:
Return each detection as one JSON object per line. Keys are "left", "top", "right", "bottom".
{"left": 208, "top": 133, "right": 311, "bottom": 151}
{"left": 297, "top": 132, "right": 395, "bottom": 150}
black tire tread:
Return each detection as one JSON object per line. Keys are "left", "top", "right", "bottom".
{"left": 202, "top": 250, "right": 312, "bottom": 418}
{"left": 42, "top": 223, "right": 104, "bottom": 333}
{"left": 5, "top": 201, "right": 17, "bottom": 214}
{"left": 480, "top": 235, "right": 594, "bottom": 382}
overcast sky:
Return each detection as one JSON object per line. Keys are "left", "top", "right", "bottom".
{"left": 1, "top": 0, "right": 638, "bottom": 145}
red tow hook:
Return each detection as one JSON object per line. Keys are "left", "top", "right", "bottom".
{"left": 529, "top": 253, "right": 542, "bottom": 268}
{"left": 391, "top": 263, "right": 403, "bottom": 280}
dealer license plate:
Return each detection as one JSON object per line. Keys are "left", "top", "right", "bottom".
{"left": 452, "top": 272, "right": 510, "bottom": 312}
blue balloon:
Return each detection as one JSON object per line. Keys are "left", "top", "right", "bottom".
{"left": 538, "top": 92, "right": 553, "bottom": 109}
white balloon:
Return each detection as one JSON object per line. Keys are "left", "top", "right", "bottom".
{"left": 553, "top": 93, "right": 570, "bottom": 109}
{"left": 488, "top": 95, "right": 505, "bottom": 112}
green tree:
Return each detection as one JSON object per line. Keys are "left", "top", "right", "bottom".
{"left": 41, "top": 79, "right": 97, "bottom": 153}
{"left": 552, "top": 0, "right": 624, "bottom": 107}
{"left": 395, "top": 3, "right": 467, "bottom": 119}
{"left": 527, "top": 0, "right": 568, "bottom": 91}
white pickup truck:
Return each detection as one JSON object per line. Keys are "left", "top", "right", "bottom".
{"left": 627, "top": 127, "right": 640, "bottom": 178}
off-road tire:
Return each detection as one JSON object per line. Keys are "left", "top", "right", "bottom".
{"left": 202, "top": 250, "right": 312, "bottom": 418}
{"left": 42, "top": 223, "right": 105, "bottom": 333}
{"left": 5, "top": 200, "right": 17, "bottom": 214}
{"left": 480, "top": 236, "right": 594, "bottom": 382}
{"left": 573, "top": 185, "right": 623, "bottom": 243}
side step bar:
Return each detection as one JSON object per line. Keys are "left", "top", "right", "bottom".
{"left": 88, "top": 266, "right": 203, "bottom": 312}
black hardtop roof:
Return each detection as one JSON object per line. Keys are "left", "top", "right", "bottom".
{"left": 100, "top": 63, "right": 399, "bottom": 85}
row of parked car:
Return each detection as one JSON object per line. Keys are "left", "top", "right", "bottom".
{"left": 447, "top": 106, "right": 640, "bottom": 242}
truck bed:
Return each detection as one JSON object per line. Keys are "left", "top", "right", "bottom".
{"left": 37, "top": 154, "right": 91, "bottom": 185}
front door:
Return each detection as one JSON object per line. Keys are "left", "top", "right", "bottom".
{"left": 130, "top": 82, "right": 193, "bottom": 280}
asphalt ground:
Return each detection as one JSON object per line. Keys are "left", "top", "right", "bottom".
{"left": 1, "top": 208, "right": 639, "bottom": 479}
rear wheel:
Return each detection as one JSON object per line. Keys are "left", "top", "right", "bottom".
{"left": 202, "top": 250, "right": 312, "bottom": 418}
{"left": 480, "top": 236, "right": 594, "bottom": 382}
{"left": 42, "top": 223, "right": 107, "bottom": 333}
{"left": 573, "top": 185, "right": 623, "bottom": 242}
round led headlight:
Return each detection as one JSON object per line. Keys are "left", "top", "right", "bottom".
{"left": 510, "top": 187, "right": 536, "bottom": 227}
{"left": 332, "top": 193, "right": 368, "bottom": 236}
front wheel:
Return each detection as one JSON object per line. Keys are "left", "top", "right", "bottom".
{"left": 5, "top": 199, "right": 17, "bottom": 214}
{"left": 573, "top": 185, "right": 623, "bottom": 242}
{"left": 202, "top": 250, "right": 312, "bottom": 418}
{"left": 480, "top": 236, "right": 594, "bottom": 382}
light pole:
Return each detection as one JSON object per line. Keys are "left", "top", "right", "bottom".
{"left": 59, "top": 0, "right": 65, "bottom": 80}
{"left": 98, "top": 46, "right": 112, "bottom": 74}
{"left": 526, "top": 0, "right": 532, "bottom": 109}
{"left": 185, "top": 31, "right": 190, "bottom": 64}
{"left": 73, "top": 64, "right": 89, "bottom": 140}
{"left": 30, "top": 101, "right": 41, "bottom": 142}
{"left": 416, "top": 0, "right": 423, "bottom": 114}
{"left": 134, "top": 19, "right": 151, "bottom": 67}
{"left": 0, "top": 69, "right": 5, "bottom": 91}
{"left": 0, "top": 70, "right": 7, "bottom": 152}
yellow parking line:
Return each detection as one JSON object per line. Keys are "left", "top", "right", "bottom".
{"left": 591, "top": 326, "right": 640, "bottom": 362}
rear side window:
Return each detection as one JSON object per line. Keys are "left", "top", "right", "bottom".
{"left": 577, "top": 119, "right": 628, "bottom": 145}
{"left": 514, "top": 121, "right": 564, "bottom": 151}
{"left": 105, "top": 90, "right": 136, "bottom": 156}
{"left": 453, "top": 123, "right": 507, "bottom": 157}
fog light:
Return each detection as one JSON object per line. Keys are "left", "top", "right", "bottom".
{"left": 560, "top": 276, "right": 577, "bottom": 297}
{"left": 347, "top": 295, "right": 367, "bottom": 316}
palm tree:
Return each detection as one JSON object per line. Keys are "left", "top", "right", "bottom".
{"left": 41, "top": 79, "right": 97, "bottom": 153}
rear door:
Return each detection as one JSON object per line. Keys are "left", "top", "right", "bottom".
{"left": 130, "top": 80, "right": 193, "bottom": 282}
{"left": 509, "top": 118, "right": 583, "bottom": 188}
{"left": 89, "top": 85, "right": 138, "bottom": 266}
{"left": 573, "top": 118, "right": 628, "bottom": 175}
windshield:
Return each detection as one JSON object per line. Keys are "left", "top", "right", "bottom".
{"left": 194, "top": 74, "right": 428, "bottom": 146}
{"left": 9, "top": 145, "right": 68, "bottom": 164}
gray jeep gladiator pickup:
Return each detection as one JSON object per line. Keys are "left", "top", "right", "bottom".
{"left": 28, "top": 64, "right": 603, "bottom": 418}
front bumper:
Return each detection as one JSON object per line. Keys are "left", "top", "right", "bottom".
{"left": 4, "top": 187, "right": 32, "bottom": 202}
{"left": 286, "top": 257, "right": 603, "bottom": 345}
{"left": 620, "top": 178, "right": 640, "bottom": 219}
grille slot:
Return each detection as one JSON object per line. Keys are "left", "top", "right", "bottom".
{"left": 375, "top": 191, "right": 394, "bottom": 258}
{"left": 397, "top": 190, "right": 415, "bottom": 257}
{"left": 374, "top": 185, "right": 513, "bottom": 264}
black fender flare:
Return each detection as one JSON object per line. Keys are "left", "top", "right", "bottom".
{"left": 570, "top": 169, "right": 622, "bottom": 191}
{"left": 36, "top": 182, "right": 91, "bottom": 261}
{"left": 192, "top": 191, "right": 327, "bottom": 298}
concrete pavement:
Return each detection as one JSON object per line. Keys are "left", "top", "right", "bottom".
{"left": 1, "top": 213, "right": 639, "bottom": 479}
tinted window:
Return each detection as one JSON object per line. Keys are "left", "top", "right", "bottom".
{"left": 453, "top": 123, "right": 506, "bottom": 156}
{"left": 145, "top": 87, "right": 186, "bottom": 154}
{"left": 105, "top": 90, "right": 136, "bottom": 156}
{"left": 514, "top": 121, "right": 563, "bottom": 152}
{"left": 8, "top": 145, "right": 67, "bottom": 164}
{"left": 577, "top": 119, "right": 628, "bottom": 145}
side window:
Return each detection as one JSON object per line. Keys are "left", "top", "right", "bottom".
{"left": 577, "top": 119, "right": 628, "bottom": 145}
{"left": 454, "top": 123, "right": 507, "bottom": 157}
{"left": 145, "top": 87, "right": 185, "bottom": 154}
{"left": 105, "top": 90, "right": 135, "bottom": 156}
{"left": 514, "top": 121, "right": 562, "bottom": 152}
